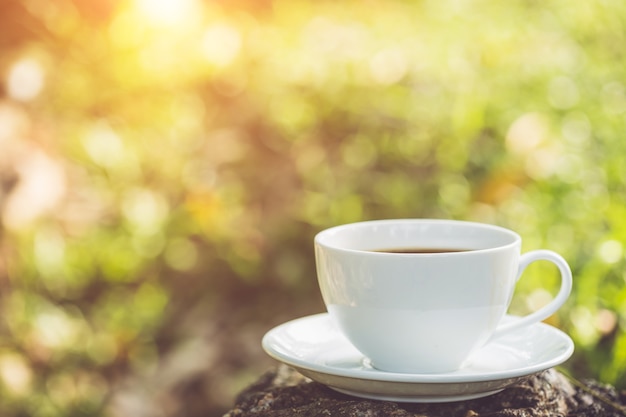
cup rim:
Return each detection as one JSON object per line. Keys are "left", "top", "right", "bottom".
{"left": 314, "top": 219, "right": 521, "bottom": 255}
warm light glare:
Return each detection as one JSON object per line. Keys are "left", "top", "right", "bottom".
{"left": 202, "top": 24, "right": 242, "bottom": 67}
{"left": 0, "top": 353, "right": 32, "bottom": 396}
{"left": 369, "top": 48, "right": 408, "bottom": 85}
{"left": 3, "top": 150, "right": 67, "bottom": 231}
{"left": 6, "top": 58, "right": 45, "bottom": 101}
{"left": 0, "top": 104, "right": 29, "bottom": 145}
{"left": 506, "top": 112, "right": 547, "bottom": 155}
{"left": 83, "top": 122, "right": 126, "bottom": 168}
{"left": 134, "top": 0, "right": 199, "bottom": 26}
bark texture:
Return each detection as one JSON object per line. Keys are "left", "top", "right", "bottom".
{"left": 224, "top": 364, "right": 626, "bottom": 417}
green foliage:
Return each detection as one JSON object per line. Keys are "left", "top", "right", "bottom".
{"left": 1, "top": 0, "right": 626, "bottom": 415}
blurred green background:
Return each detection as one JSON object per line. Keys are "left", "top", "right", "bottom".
{"left": 1, "top": 0, "right": 626, "bottom": 415}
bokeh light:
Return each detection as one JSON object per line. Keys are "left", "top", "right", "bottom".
{"left": 1, "top": 1, "right": 626, "bottom": 416}
{"left": 134, "top": 0, "right": 202, "bottom": 27}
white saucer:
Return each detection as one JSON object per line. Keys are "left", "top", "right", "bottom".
{"left": 262, "top": 313, "right": 574, "bottom": 403}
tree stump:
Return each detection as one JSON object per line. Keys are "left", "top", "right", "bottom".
{"left": 224, "top": 364, "right": 626, "bottom": 417}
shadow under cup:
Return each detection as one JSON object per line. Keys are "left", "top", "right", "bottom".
{"left": 314, "top": 219, "right": 572, "bottom": 374}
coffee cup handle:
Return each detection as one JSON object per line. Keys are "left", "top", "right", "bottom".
{"left": 493, "top": 250, "right": 572, "bottom": 337}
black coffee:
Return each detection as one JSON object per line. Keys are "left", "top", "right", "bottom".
{"left": 373, "top": 248, "right": 473, "bottom": 254}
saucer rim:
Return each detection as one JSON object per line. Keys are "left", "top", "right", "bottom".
{"left": 329, "top": 385, "right": 505, "bottom": 403}
{"left": 262, "top": 312, "right": 574, "bottom": 384}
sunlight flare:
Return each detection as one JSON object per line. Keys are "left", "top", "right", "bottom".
{"left": 134, "top": 0, "right": 200, "bottom": 26}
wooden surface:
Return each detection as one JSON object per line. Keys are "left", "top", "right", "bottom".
{"left": 223, "top": 364, "right": 626, "bottom": 417}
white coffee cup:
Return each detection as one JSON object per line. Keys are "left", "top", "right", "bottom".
{"left": 314, "top": 219, "right": 572, "bottom": 374}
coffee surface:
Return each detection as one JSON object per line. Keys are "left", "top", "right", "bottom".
{"left": 372, "top": 248, "right": 473, "bottom": 254}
